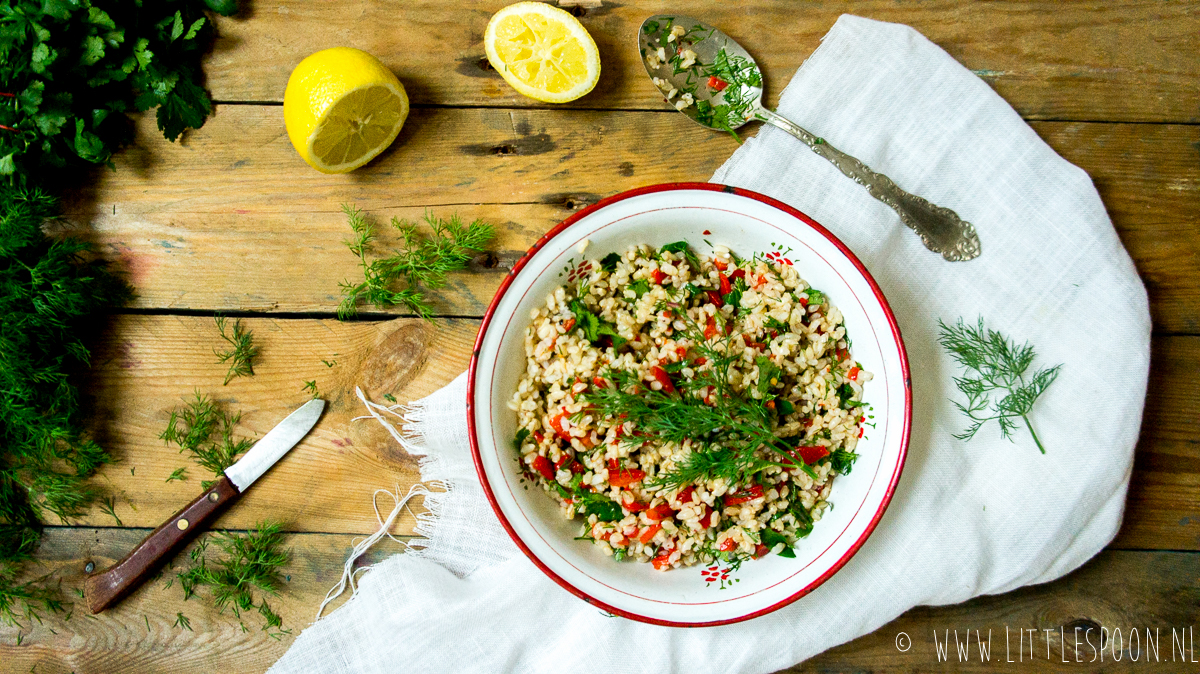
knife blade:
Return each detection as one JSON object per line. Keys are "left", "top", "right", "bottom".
{"left": 84, "top": 398, "right": 325, "bottom": 614}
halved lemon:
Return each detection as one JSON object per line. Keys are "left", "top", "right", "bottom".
{"left": 283, "top": 47, "right": 409, "bottom": 174}
{"left": 484, "top": 2, "right": 600, "bottom": 104}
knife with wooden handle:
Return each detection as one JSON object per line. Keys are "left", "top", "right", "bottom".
{"left": 84, "top": 398, "right": 325, "bottom": 614}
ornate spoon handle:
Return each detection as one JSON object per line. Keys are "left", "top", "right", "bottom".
{"left": 753, "top": 107, "right": 981, "bottom": 262}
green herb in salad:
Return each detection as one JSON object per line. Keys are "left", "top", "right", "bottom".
{"left": 213, "top": 316, "right": 258, "bottom": 385}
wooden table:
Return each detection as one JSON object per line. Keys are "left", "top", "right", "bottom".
{"left": 2, "top": 2, "right": 1197, "bottom": 672}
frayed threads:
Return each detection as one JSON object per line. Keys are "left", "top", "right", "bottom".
{"left": 315, "top": 483, "right": 434, "bottom": 621}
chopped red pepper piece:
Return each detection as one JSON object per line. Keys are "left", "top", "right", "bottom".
{"left": 649, "top": 365, "right": 675, "bottom": 393}
{"left": 645, "top": 504, "right": 675, "bottom": 521}
{"left": 652, "top": 553, "right": 673, "bottom": 570}
{"left": 723, "top": 484, "right": 765, "bottom": 506}
{"left": 549, "top": 409, "right": 573, "bottom": 441}
{"left": 798, "top": 296, "right": 809, "bottom": 307}
{"left": 713, "top": 258, "right": 728, "bottom": 271}
{"left": 719, "top": 538, "right": 738, "bottom": 552}
{"left": 718, "top": 271, "right": 732, "bottom": 295}
{"left": 706, "top": 290, "right": 723, "bottom": 307}
{"left": 836, "top": 346, "right": 851, "bottom": 362}
{"left": 569, "top": 461, "right": 586, "bottom": 474}
{"left": 798, "top": 445, "right": 830, "bottom": 464}
{"left": 729, "top": 268, "right": 746, "bottom": 282}
{"left": 638, "top": 523, "right": 662, "bottom": 544}
{"left": 693, "top": 356, "right": 707, "bottom": 366}
{"left": 675, "top": 486, "right": 696, "bottom": 505}
{"left": 754, "top": 544, "right": 769, "bottom": 559}
{"left": 592, "top": 376, "right": 608, "bottom": 389}
{"left": 699, "top": 505, "right": 718, "bottom": 528}
{"left": 554, "top": 453, "right": 573, "bottom": 470}
{"left": 609, "top": 468, "right": 646, "bottom": 488}
{"left": 650, "top": 269, "right": 667, "bottom": 285}
{"left": 532, "top": 455, "right": 555, "bottom": 480}
{"left": 533, "top": 431, "right": 545, "bottom": 443}
{"left": 707, "top": 75, "right": 728, "bottom": 91}
{"left": 848, "top": 366, "right": 860, "bottom": 381}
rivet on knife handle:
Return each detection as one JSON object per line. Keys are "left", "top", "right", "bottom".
{"left": 754, "top": 107, "right": 982, "bottom": 261}
{"left": 84, "top": 477, "right": 240, "bottom": 614}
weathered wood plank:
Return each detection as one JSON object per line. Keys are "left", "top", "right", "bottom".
{"left": 202, "top": 0, "right": 1200, "bottom": 124}
{"left": 58, "top": 107, "right": 1200, "bottom": 332}
{"left": 1111, "top": 336, "right": 1200, "bottom": 550}
{"left": 74, "top": 315, "right": 475, "bottom": 535}
{"left": 68, "top": 314, "right": 1200, "bottom": 550}
{"left": 0, "top": 528, "right": 1195, "bottom": 673}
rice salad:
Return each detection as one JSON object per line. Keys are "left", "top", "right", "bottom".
{"left": 507, "top": 241, "right": 872, "bottom": 571}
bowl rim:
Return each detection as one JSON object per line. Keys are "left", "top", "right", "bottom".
{"left": 466, "top": 182, "right": 911, "bottom": 627}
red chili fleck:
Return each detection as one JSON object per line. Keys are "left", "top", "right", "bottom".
{"left": 702, "top": 229, "right": 712, "bottom": 235}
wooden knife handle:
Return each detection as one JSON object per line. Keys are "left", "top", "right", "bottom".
{"left": 85, "top": 476, "right": 240, "bottom": 613}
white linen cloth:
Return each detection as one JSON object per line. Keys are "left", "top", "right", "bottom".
{"left": 271, "top": 15, "right": 1149, "bottom": 673}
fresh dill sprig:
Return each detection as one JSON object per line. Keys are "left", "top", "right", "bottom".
{"left": 176, "top": 521, "right": 290, "bottom": 638}
{"left": 98, "top": 496, "right": 122, "bottom": 527}
{"left": 165, "top": 467, "right": 188, "bottom": 483}
{"left": 160, "top": 392, "right": 254, "bottom": 483}
{"left": 938, "top": 317, "right": 1062, "bottom": 454}
{"left": 582, "top": 305, "right": 816, "bottom": 490}
{"left": 173, "top": 612, "right": 192, "bottom": 631}
{"left": 302, "top": 380, "right": 319, "bottom": 399}
{"left": 337, "top": 205, "right": 494, "bottom": 320}
{"left": 214, "top": 316, "right": 259, "bottom": 385}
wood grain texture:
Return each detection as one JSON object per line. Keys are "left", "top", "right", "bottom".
{"left": 64, "top": 313, "right": 1200, "bottom": 550}
{"left": 202, "top": 1, "right": 1200, "bottom": 124}
{"left": 57, "top": 107, "right": 1200, "bottom": 332}
{"left": 0, "top": 528, "right": 1195, "bottom": 673}
{"left": 74, "top": 315, "right": 474, "bottom": 535}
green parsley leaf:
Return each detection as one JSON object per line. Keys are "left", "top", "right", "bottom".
{"left": 599, "top": 252, "right": 621, "bottom": 272}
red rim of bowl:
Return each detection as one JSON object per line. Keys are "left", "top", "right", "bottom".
{"left": 466, "top": 182, "right": 911, "bottom": 627}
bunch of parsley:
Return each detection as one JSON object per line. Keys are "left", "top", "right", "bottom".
{"left": 0, "top": 0, "right": 235, "bottom": 626}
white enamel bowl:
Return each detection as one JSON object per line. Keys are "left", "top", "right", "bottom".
{"left": 468, "top": 183, "right": 910, "bottom": 626}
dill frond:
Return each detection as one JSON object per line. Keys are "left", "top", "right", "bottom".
{"left": 938, "top": 317, "right": 1062, "bottom": 454}
{"left": 175, "top": 521, "right": 291, "bottom": 636}
{"left": 581, "top": 305, "right": 816, "bottom": 491}
{"left": 165, "top": 467, "right": 188, "bottom": 483}
{"left": 214, "top": 316, "right": 259, "bottom": 385}
{"left": 302, "top": 380, "right": 319, "bottom": 399}
{"left": 337, "top": 205, "right": 494, "bottom": 320}
{"left": 99, "top": 496, "right": 123, "bottom": 527}
{"left": 160, "top": 393, "right": 254, "bottom": 480}
{"left": 173, "top": 612, "right": 192, "bottom": 631}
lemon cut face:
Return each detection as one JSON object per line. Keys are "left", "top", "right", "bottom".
{"left": 283, "top": 47, "right": 409, "bottom": 174}
{"left": 485, "top": 2, "right": 600, "bottom": 103}
{"left": 309, "top": 84, "right": 406, "bottom": 171}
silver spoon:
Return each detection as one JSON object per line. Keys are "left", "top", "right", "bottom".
{"left": 638, "top": 15, "right": 981, "bottom": 262}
